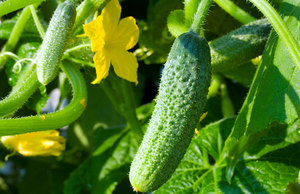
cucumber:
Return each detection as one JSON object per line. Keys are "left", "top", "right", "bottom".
{"left": 129, "top": 31, "right": 211, "bottom": 192}
{"left": 37, "top": 0, "right": 76, "bottom": 85}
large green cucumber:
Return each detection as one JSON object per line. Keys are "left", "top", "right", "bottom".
{"left": 37, "top": 0, "right": 76, "bottom": 85}
{"left": 129, "top": 31, "right": 211, "bottom": 192}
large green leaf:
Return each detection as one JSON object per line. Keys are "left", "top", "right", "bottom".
{"left": 64, "top": 131, "right": 138, "bottom": 194}
{"left": 64, "top": 103, "right": 154, "bottom": 194}
{"left": 155, "top": 118, "right": 300, "bottom": 193}
{"left": 244, "top": 119, "right": 300, "bottom": 159}
{"left": 224, "top": 0, "right": 300, "bottom": 176}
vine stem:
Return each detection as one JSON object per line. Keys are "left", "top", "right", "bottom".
{"left": 0, "top": 61, "right": 87, "bottom": 136}
{"left": 214, "top": 0, "right": 256, "bottom": 24}
{"left": 64, "top": 44, "right": 91, "bottom": 55}
{"left": 0, "top": 63, "right": 39, "bottom": 117}
{"left": 0, "top": 6, "right": 32, "bottom": 70}
{"left": 190, "top": 0, "right": 211, "bottom": 34}
{"left": 30, "top": 5, "right": 45, "bottom": 39}
{"left": 119, "top": 79, "right": 143, "bottom": 143}
{"left": 249, "top": 0, "right": 300, "bottom": 72}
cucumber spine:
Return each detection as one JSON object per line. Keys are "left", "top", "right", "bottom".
{"left": 129, "top": 31, "right": 211, "bottom": 192}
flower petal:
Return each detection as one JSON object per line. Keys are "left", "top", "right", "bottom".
{"left": 1, "top": 130, "right": 66, "bottom": 157}
{"left": 101, "top": 0, "right": 121, "bottom": 40}
{"left": 111, "top": 16, "right": 139, "bottom": 50}
{"left": 83, "top": 0, "right": 121, "bottom": 51}
{"left": 92, "top": 50, "right": 111, "bottom": 84}
{"left": 111, "top": 49, "right": 138, "bottom": 83}
{"left": 83, "top": 16, "right": 105, "bottom": 52}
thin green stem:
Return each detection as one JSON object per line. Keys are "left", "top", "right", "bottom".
{"left": 220, "top": 83, "right": 235, "bottom": 117}
{"left": 0, "top": 61, "right": 87, "bottom": 136}
{"left": 207, "top": 74, "right": 222, "bottom": 98}
{"left": 0, "top": 6, "right": 32, "bottom": 70}
{"left": 66, "top": 56, "right": 95, "bottom": 67}
{"left": 100, "top": 81, "right": 123, "bottom": 116}
{"left": 103, "top": 73, "right": 143, "bottom": 143}
{"left": 119, "top": 79, "right": 143, "bottom": 143}
{"left": 214, "top": 0, "right": 256, "bottom": 24}
{"left": 64, "top": 44, "right": 91, "bottom": 54}
{"left": 249, "top": 0, "right": 300, "bottom": 72}
{"left": 190, "top": 0, "right": 211, "bottom": 34}
{"left": 30, "top": 5, "right": 45, "bottom": 39}
{"left": 0, "top": 64, "right": 39, "bottom": 117}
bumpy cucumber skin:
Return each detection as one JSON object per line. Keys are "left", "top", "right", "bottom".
{"left": 129, "top": 32, "right": 211, "bottom": 192}
{"left": 210, "top": 18, "right": 271, "bottom": 72}
{"left": 37, "top": 1, "right": 76, "bottom": 85}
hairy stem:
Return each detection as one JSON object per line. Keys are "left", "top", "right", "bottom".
{"left": 190, "top": 0, "right": 211, "bottom": 34}
{"left": 0, "top": 64, "right": 39, "bottom": 117}
{"left": 0, "top": 61, "right": 87, "bottom": 136}
{"left": 30, "top": 5, "right": 45, "bottom": 38}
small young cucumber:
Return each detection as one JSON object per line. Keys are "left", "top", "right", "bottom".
{"left": 37, "top": 1, "right": 76, "bottom": 85}
{"left": 129, "top": 31, "right": 211, "bottom": 192}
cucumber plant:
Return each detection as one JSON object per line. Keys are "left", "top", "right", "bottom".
{"left": 0, "top": 0, "right": 299, "bottom": 193}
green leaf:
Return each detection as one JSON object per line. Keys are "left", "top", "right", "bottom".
{"left": 155, "top": 118, "right": 300, "bottom": 193}
{"left": 66, "top": 83, "right": 125, "bottom": 151}
{"left": 167, "top": 10, "right": 188, "bottom": 37}
{"left": 64, "top": 102, "right": 154, "bottom": 194}
{"left": 5, "top": 42, "right": 40, "bottom": 87}
{"left": 184, "top": 0, "right": 201, "bottom": 27}
{"left": 138, "top": 0, "right": 182, "bottom": 64}
{"left": 244, "top": 119, "right": 300, "bottom": 159}
{"left": 64, "top": 131, "right": 138, "bottom": 194}
{"left": 198, "top": 117, "right": 235, "bottom": 162}
{"left": 0, "top": 11, "right": 43, "bottom": 40}
{"left": 224, "top": 0, "right": 300, "bottom": 176}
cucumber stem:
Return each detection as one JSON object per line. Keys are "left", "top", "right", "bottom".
{"left": 190, "top": 0, "right": 211, "bottom": 34}
{"left": 214, "top": 0, "right": 256, "bottom": 24}
{"left": 0, "top": 6, "right": 32, "bottom": 70}
{"left": 0, "top": 61, "right": 87, "bottom": 136}
{"left": 249, "top": 0, "right": 300, "bottom": 72}
{"left": 119, "top": 79, "right": 143, "bottom": 143}
{"left": 103, "top": 73, "right": 143, "bottom": 143}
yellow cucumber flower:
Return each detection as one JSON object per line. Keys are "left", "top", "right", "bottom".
{"left": 1, "top": 130, "right": 66, "bottom": 157}
{"left": 83, "top": 0, "right": 140, "bottom": 84}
